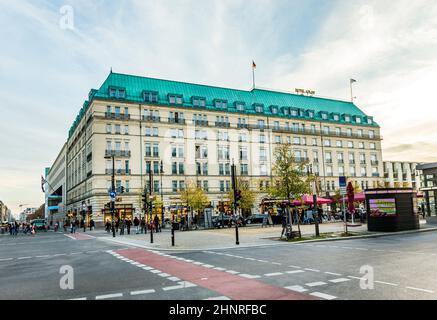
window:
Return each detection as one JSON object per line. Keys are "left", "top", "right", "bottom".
{"left": 260, "top": 148, "right": 267, "bottom": 161}
{"left": 271, "top": 106, "right": 278, "bottom": 114}
{"left": 179, "top": 181, "right": 185, "bottom": 191}
{"left": 359, "top": 142, "right": 365, "bottom": 149}
{"left": 145, "top": 143, "right": 152, "bottom": 157}
{"left": 235, "top": 102, "right": 245, "bottom": 112}
{"left": 214, "top": 100, "right": 228, "bottom": 109}
{"left": 335, "top": 127, "right": 341, "bottom": 136}
{"left": 336, "top": 140, "right": 343, "bottom": 148}
{"left": 361, "top": 167, "right": 367, "bottom": 177}
{"left": 348, "top": 141, "right": 354, "bottom": 148}
{"left": 203, "top": 181, "right": 209, "bottom": 192}
{"left": 324, "top": 139, "right": 331, "bottom": 147}
{"left": 308, "top": 110, "right": 315, "bottom": 118}
{"left": 106, "top": 124, "right": 112, "bottom": 134}
{"left": 153, "top": 143, "right": 159, "bottom": 157}
{"left": 275, "top": 136, "right": 281, "bottom": 144}
{"left": 144, "top": 91, "right": 158, "bottom": 103}
{"left": 115, "top": 141, "right": 121, "bottom": 151}
{"left": 345, "top": 115, "right": 351, "bottom": 122}
{"left": 355, "top": 116, "right": 362, "bottom": 124}
{"left": 169, "top": 95, "right": 183, "bottom": 105}
{"left": 370, "top": 143, "right": 376, "bottom": 150}
{"left": 349, "top": 152, "right": 355, "bottom": 163}
{"left": 321, "top": 113, "right": 328, "bottom": 120}
{"left": 192, "top": 97, "right": 206, "bottom": 107}
{"left": 274, "top": 121, "right": 280, "bottom": 130}
{"left": 115, "top": 124, "right": 121, "bottom": 134}
{"left": 171, "top": 128, "right": 184, "bottom": 139}
{"left": 367, "top": 117, "right": 373, "bottom": 125}
{"left": 240, "top": 164, "right": 248, "bottom": 176}
{"left": 293, "top": 137, "right": 301, "bottom": 145}
{"left": 218, "top": 146, "right": 230, "bottom": 160}
{"left": 254, "top": 104, "right": 264, "bottom": 113}
{"left": 347, "top": 128, "right": 352, "bottom": 136}
{"left": 260, "top": 164, "right": 268, "bottom": 176}
{"left": 333, "top": 114, "right": 340, "bottom": 121}
{"left": 124, "top": 141, "right": 130, "bottom": 152}
{"left": 350, "top": 166, "right": 356, "bottom": 177}
{"left": 291, "top": 109, "right": 298, "bottom": 117}
{"left": 325, "top": 152, "right": 332, "bottom": 163}
{"left": 240, "top": 147, "right": 248, "bottom": 161}
{"left": 124, "top": 125, "right": 129, "bottom": 135}
{"left": 172, "top": 181, "right": 178, "bottom": 192}
{"left": 338, "top": 166, "right": 345, "bottom": 176}
{"left": 323, "top": 126, "right": 330, "bottom": 135}
{"left": 358, "top": 129, "right": 363, "bottom": 137}
{"left": 257, "top": 120, "right": 265, "bottom": 129}
{"left": 326, "top": 166, "right": 333, "bottom": 176}
{"left": 109, "top": 88, "right": 126, "bottom": 99}
{"left": 369, "top": 130, "right": 375, "bottom": 139}
{"left": 238, "top": 133, "right": 247, "bottom": 142}
{"left": 313, "top": 151, "right": 319, "bottom": 162}
{"left": 259, "top": 134, "right": 266, "bottom": 144}
{"left": 219, "top": 163, "right": 231, "bottom": 176}
{"left": 294, "top": 150, "right": 302, "bottom": 161}
{"left": 312, "top": 138, "right": 317, "bottom": 146}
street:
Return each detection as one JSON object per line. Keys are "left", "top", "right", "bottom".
{"left": 1, "top": 228, "right": 437, "bottom": 300}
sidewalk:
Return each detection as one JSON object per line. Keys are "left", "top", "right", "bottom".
{"left": 96, "top": 222, "right": 367, "bottom": 251}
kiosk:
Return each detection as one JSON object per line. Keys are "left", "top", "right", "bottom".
{"left": 365, "top": 188, "right": 419, "bottom": 232}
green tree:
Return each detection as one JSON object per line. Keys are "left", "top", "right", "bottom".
{"left": 180, "top": 181, "right": 210, "bottom": 220}
{"left": 269, "top": 143, "right": 312, "bottom": 238}
{"left": 228, "top": 179, "right": 256, "bottom": 217}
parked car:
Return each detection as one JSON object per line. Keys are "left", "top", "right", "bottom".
{"left": 212, "top": 215, "right": 245, "bottom": 228}
{"left": 31, "top": 219, "right": 49, "bottom": 231}
{"left": 245, "top": 214, "right": 269, "bottom": 225}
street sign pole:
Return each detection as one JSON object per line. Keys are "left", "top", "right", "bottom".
{"left": 339, "top": 176, "right": 348, "bottom": 234}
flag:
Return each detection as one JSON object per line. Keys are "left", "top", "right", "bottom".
{"left": 350, "top": 78, "right": 357, "bottom": 83}
{"left": 41, "top": 175, "right": 47, "bottom": 193}
{"left": 252, "top": 60, "right": 256, "bottom": 69}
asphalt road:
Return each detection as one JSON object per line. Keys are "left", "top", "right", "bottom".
{"left": 1, "top": 229, "right": 437, "bottom": 300}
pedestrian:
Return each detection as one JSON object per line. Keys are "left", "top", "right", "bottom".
{"left": 262, "top": 215, "right": 268, "bottom": 228}
{"left": 280, "top": 214, "right": 287, "bottom": 239}
{"left": 141, "top": 217, "right": 146, "bottom": 234}
{"left": 115, "top": 219, "right": 119, "bottom": 233}
{"left": 134, "top": 216, "right": 140, "bottom": 234}
{"left": 192, "top": 214, "right": 198, "bottom": 230}
{"left": 127, "top": 218, "right": 132, "bottom": 235}
{"left": 154, "top": 215, "right": 160, "bottom": 233}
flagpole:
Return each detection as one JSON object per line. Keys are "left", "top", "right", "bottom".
{"left": 252, "top": 67, "right": 255, "bottom": 89}
{"left": 350, "top": 81, "right": 353, "bottom": 103}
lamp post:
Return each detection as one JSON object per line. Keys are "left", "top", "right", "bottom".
{"left": 231, "top": 161, "right": 240, "bottom": 245}
{"left": 160, "top": 160, "right": 164, "bottom": 229}
{"left": 149, "top": 169, "right": 153, "bottom": 244}
{"left": 81, "top": 201, "right": 86, "bottom": 232}
{"left": 104, "top": 154, "right": 116, "bottom": 238}
{"left": 308, "top": 164, "right": 320, "bottom": 237}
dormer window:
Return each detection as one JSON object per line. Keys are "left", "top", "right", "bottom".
{"left": 333, "top": 114, "right": 340, "bottom": 121}
{"left": 235, "top": 102, "right": 245, "bottom": 112}
{"left": 291, "top": 109, "right": 298, "bottom": 117}
{"left": 169, "top": 94, "right": 183, "bottom": 105}
{"left": 355, "top": 116, "right": 362, "bottom": 124}
{"left": 282, "top": 107, "right": 290, "bottom": 116}
{"left": 109, "top": 87, "right": 126, "bottom": 99}
{"left": 367, "top": 117, "right": 373, "bottom": 125}
{"left": 270, "top": 105, "right": 279, "bottom": 114}
{"left": 344, "top": 114, "right": 351, "bottom": 122}
{"left": 192, "top": 97, "right": 206, "bottom": 107}
{"left": 307, "top": 110, "right": 315, "bottom": 118}
{"left": 321, "top": 112, "right": 328, "bottom": 120}
{"left": 214, "top": 99, "right": 228, "bottom": 109}
{"left": 143, "top": 91, "right": 158, "bottom": 103}
{"left": 254, "top": 104, "right": 264, "bottom": 113}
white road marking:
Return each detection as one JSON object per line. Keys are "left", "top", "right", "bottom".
{"left": 289, "top": 265, "right": 302, "bottom": 269}
{"left": 272, "top": 262, "right": 282, "bottom": 265}
{"left": 69, "top": 297, "right": 87, "bottom": 300}
{"left": 264, "top": 272, "right": 284, "bottom": 277}
{"left": 162, "top": 285, "right": 184, "bottom": 291}
{"left": 17, "top": 257, "right": 32, "bottom": 260}
{"left": 0, "top": 258, "right": 13, "bottom": 261}
{"left": 306, "top": 282, "right": 327, "bottom": 287}
{"left": 325, "top": 272, "right": 342, "bottom": 276}
{"left": 142, "top": 267, "right": 153, "bottom": 271}
{"left": 131, "top": 262, "right": 141, "bottom": 266}
{"left": 286, "top": 270, "right": 305, "bottom": 274}
{"left": 36, "top": 255, "right": 51, "bottom": 258}
{"left": 130, "top": 289, "right": 155, "bottom": 296}
{"left": 341, "top": 247, "right": 354, "bottom": 250}
{"left": 285, "top": 285, "right": 308, "bottom": 293}
{"left": 204, "top": 296, "right": 231, "bottom": 300}
{"left": 239, "top": 274, "right": 260, "bottom": 279}
{"left": 258, "top": 260, "right": 268, "bottom": 263}
{"left": 158, "top": 273, "right": 171, "bottom": 278}
{"left": 150, "top": 269, "right": 161, "bottom": 274}
{"left": 136, "top": 264, "right": 146, "bottom": 268}
{"left": 348, "top": 276, "right": 366, "bottom": 280}
{"left": 178, "top": 281, "right": 197, "bottom": 288}
{"left": 375, "top": 281, "right": 398, "bottom": 287}
{"left": 329, "top": 278, "right": 351, "bottom": 284}
{"left": 245, "top": 258, "right": 256, "bottom": 261}
{"left": 406, "top": 286, "right": 434, "bottom": 294}
{"left": 226, "top": 270, "right": 239, "bottom": 274}
{"left": 96, "top": 293, "right": 123, "bottom": 300}
{"left": 53, "top": 254, "right": 67, "bottom": 257}
{"left": 193, "top": 262, "right": 203, "bottom": 265}
{"left": 310, "top": 292, "right": 337, "bottom": 300}
{"left": 184, "top": 259, "right": 194, "bottom": 262}
{"left": 305, "top": 268, "right": 320, "bottom": 273}
{"left": 372, "top": 249, "right": 385, "bottom": 252}
{"left": 168, "top": 277, "right": 181, "bottom": 282}
{"left": 202, "top": 264, "right": 214, "bottom": 268}
{"left": 214, "top": 267, "right": 226, "bottom": 271}
{"left": 354, "top": 248, "right": 369, "bottom": 251}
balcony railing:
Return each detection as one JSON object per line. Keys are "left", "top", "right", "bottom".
{"left": 372, "top": 173, "right": 380, "bottom": 177}
{"left": 168, "top": 118, "right": 186, "bottom": 125}
{"left": 360, "top": 160, "right": 367, "bottom": 164}
{"left": 105, "top": 150, "right": 131, "bottom": 157}
{"left": 193, "top": 120, "right": 209, "bottom": 127}
{"left": 325, "top": 159, "right": 333, "bottom": 164}
{"left": 105, "top": 112, "right": 130, "bottom": 120}
{"left": 143, "top": 115, "right": 161, "bottom": 122}
{"left": 371, "top": 160, "right": 379, "bottom": 165}
{"left": 215, "top": 122, "right": 230, "bottom": 128}
{"left": 105, "top": 169, "right": 131, "bottom": 176}
{"left": 145, "top": 153, "right": 160, "bottom": 158}
{"left": 338, "top": 159, "right": 344, "bottom": 164}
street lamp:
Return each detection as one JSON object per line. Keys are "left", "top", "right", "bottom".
{"left": 307, "top": 164, "right": 320, "bottom": 237}
{"left": 160, "top": 160, "right": 164, "bottom": 229}
{"left": 104, "top": 154, "right": 116, "bottom": 238}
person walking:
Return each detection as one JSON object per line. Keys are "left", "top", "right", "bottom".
{"left": 127, "top": 218, "right": 132, "bottom": 235}
{"left": 141, "top": 217, "right": 146, "bottom": 234}
{"left": 280, "top": 214, "right": 287, "bottom": 239}
{"left": 134, "top": 217, "right": 140, "bottom": 234}
{"left": 154, "top": 215, "right": 160, "bottom": 233}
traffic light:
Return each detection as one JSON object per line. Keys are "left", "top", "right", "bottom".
{"left": 142, "top": 189, "right": 148, "bottom": 212}
{"left": 236, "top": 190, "right": 242, "bottom": 204}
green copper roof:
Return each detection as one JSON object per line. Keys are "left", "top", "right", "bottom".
{"left": 68, "top": 72, "right": 378, "bottom": 138}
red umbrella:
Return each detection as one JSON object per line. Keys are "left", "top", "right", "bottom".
{"left": 346, "top": 182, "right": 355, "bottom": 215}
{"left": 299, "top": 195, "right": 333, "bottom": 205}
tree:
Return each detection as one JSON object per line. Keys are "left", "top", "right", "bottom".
{"left": 27, "top": 204, "right": 45, "bottom": 221}
{"left": 180, "top": 181, "right": 210, "bottom": 220}
{"left": 228, "top": 179, "right": 256, "bottom": 217}
{"left": 269, "top": 143, "right": 312, "bottom": 238}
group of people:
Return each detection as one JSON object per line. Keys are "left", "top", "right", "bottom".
{"left": 105, "top": 215, "right": 162, "bottom": 235}
{"left": 3, "top": 222, "right": 35, "bottom": 236}
{"left": 64, "top": 218, "right": 95, "bottom": 234}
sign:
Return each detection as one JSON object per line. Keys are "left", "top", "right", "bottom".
{"left": 369, "top": 198, "right": 397, "bottom": 217}
{"left": 339, "top": 176, "right": 347, "bottom": 195}
{"left": 110, "top": 191, "right": 117, "bottom": 199}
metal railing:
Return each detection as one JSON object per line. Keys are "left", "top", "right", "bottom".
{"left": 105, "top": 150, "right": 131, "bottom": 157}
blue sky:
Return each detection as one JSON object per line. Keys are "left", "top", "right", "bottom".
{"left": 1, "top": 0, "right": 437, "bottom": 215}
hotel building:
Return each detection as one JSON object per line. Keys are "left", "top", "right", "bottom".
{"left": 46, "top": 72, "right": 384, "bottom": 225}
